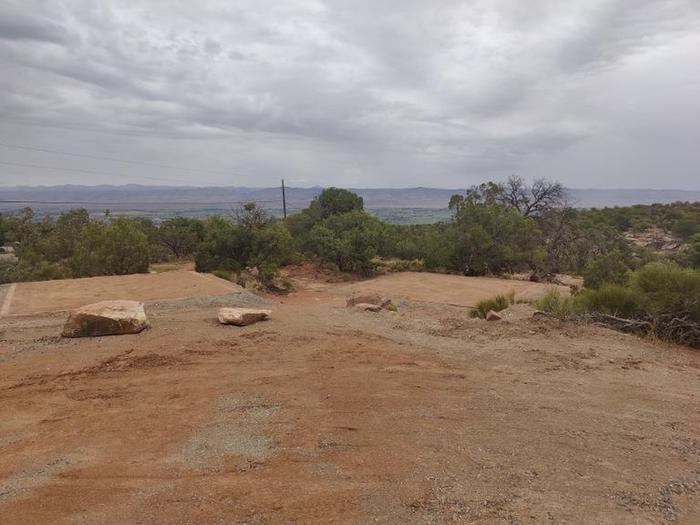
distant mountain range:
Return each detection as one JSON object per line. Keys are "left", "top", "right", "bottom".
{"left": 1, "top": 185, "right": 699, "bottom": 214}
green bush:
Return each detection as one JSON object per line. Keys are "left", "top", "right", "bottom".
{"left": 686, "top": 233, "right": 700, "bottom": 269}
{"left": 69, "top": 218, "right": 151, "bottom": 277}
{"left": 158, "top": 217, "right": 205, "bottom": 259}
{"left": 314, "top": 187, "right": 364, "bottom": 218}
{"left": 194, "top": 216, "right": 247, "bottom": 273}
{"left": 0, "top": 260, "right": 24, "bottom": 284}
{"left": 583, "top": 250, "right": 630, "bottom": 289}
{"left": 308, "top": 210, "right": 383, "bottom": 275}
{"left": 451, "top": 203, "right": 543, "bottom": 276}
{"left": 66, "top": 220, "right": 145, "bottom": 277}
{"left": 575, "top": 285, "right": 648, "bottom": 318}
{"left": 533, "top": 289, "right": 575, "bottom": 317}
{"left": 535, "top": 263, "right": 700, "bottom": 347}
{"left": 194, "top": 206, "right": 294, "bottom": 286}
{"left": 632, "top": 263, "right": 700, "bottom": 321}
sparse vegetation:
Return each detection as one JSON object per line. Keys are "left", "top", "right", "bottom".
{"left": 533, "top": 289, "right": 575, "bottom": 318}
{"left": 150, "top": 263, "right": 179, "bottom": 273}
{"left": 2, "top": 181, "right": 699, "bottom": 347}
{"left": 470, "top": 291, "right": 516, "bottom": 319}
{"left": 534, "top": 263, "right": 700, "bottom": 348}
{"left": 212, "top": 269, "right": 235, "bottom": 282}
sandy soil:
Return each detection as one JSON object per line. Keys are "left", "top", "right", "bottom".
{"left": 1, "top": 271, "right": 699, "bottom": 524}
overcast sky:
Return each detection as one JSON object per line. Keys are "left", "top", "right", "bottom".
{"left": 1, "top": 0, "right": 699, "bottom": 189}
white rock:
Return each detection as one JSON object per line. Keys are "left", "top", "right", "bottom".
{"left": 218, "top": 308, "right": 271, "bottom": 326}
{"left": 62, "top": 300, "right": 149, "bottom": 338}
{"left": 346, "top": 294, "right": 391, "bottom": 309}
{"left": 486, "top": 310, "right": 502, "bottom": 321}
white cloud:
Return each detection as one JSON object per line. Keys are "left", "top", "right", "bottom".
{"left": 0, "top": 0, "right": 699, "bottom": 188}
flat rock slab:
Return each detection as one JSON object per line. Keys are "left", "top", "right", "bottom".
{"left": 62, "top": 300, "right": 149, "bottom": 338}
{"left": 346, "top": 294, "right": 391, "bottom": 309}
{"left": 218, "top": 308, "right": 271, "bottom": 326}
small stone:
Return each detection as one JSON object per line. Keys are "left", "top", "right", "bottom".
{"left": 218, "top": 308, "right": 271, "bottom": 326}
{"left": 486, "top": 310, "right": 502, "bottom": 321}
{"left": 355, "top": 303, "right": 382, "bottom": 312}
{"left": 346, "top": 294, "right": 391, "bottom": 309}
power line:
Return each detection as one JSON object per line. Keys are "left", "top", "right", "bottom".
{"left": 0, "top": 160, "right": 189, "bottom": 184}
{"left": 0, "top": 140, "right": 239, "bottom": 177}
{"left": 0, "top": 199, "right": 279, "bottom": 205}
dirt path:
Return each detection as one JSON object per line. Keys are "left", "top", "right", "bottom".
{"left": 1, "top": 272, "right": 699, "bottom": 524}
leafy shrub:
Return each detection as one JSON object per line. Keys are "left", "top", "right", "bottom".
{"left": 536, "top": 263, "right": 700, "bottom": 347}
{"left": 583, "top": 250, "right": 630, "bottom": 289}
{"left": 158, "top": 217, "right": 205, "bottom": 259}
{"left": 308, "top": 210, "right": 383, "bottom": 275}
{"left": 194, "top": 216, "right": 247, "bottom": 273}
{"left": 314, "top": 187, "right": 364, "bottom": 218}
{"left": 194, "top": 206, "right": 294, "bottom": 287}
{"left": 688, "top": 233, "right": 700, "bottom": 269}
{"left": 632, "top": 263, "right": 700, "bottom": 321}
{"left": 575, "top": 285, "right": 648, "bottom": 318}
{"left": 0, "top": 260, "right": 23, "bottom": 284}
{"left": 69, "top": 218, "right": 151, "bottom": 277}
{"left": 452, "top": 203, "right": 543, "bottom": 276}
{"left": 470, "top": 291, "right": 515, "bottom": 319}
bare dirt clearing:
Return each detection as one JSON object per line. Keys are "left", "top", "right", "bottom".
{"left": 0, "top": 270, "right": 238, "bottom": 317}
{"left": 339, "top": 271, "right": 569, "bottom": 307}
{"left": 1, "top": 271, "right": 699, "bottom": 524}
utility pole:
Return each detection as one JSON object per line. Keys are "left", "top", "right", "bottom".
{"left": 281, "top": 178, "right": 287, "bottom": 219}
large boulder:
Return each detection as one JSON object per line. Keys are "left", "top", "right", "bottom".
{"left": 218, "top": 308, "right": 271, "bottom": 326}
{"left": 62, "top": 300, "right": 149, "bottom": 338}
{"left": 346, "top": 294, "right": 391, "bottom": 309}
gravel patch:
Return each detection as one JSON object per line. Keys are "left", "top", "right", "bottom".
{"left": 0, "top": 455, "right": 79, "bottom": 503}
{"left": 180, "top": 394, "right": 280, "bottom": 472}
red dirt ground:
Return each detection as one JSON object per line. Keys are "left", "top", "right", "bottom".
{"left": 1, "top": 271, "right": 699, "bottom": 524}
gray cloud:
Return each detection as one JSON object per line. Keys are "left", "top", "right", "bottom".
{"left": 0, "top": 0, "right": 699, "bottom": 189}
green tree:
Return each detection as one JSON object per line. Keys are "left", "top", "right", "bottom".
{"left": 314, "top": 187, "right": 364, "bottom": 219}
{"left": 194, "top": 207, "right": 294, "bottom": 282}
{"left": 309, "top": 210, "right": 383, "bottom": 275}
{"left": 194, "top": 216, "right": 248, "bottom": 273}
{"left": 287, "top": 188, "right": 369, "bottom": 257}
{"left": 451, "top": 202, "right": 542, "bottom": 275}
{"left": 158, "top": 217, "right": 205, "bottom": 259}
